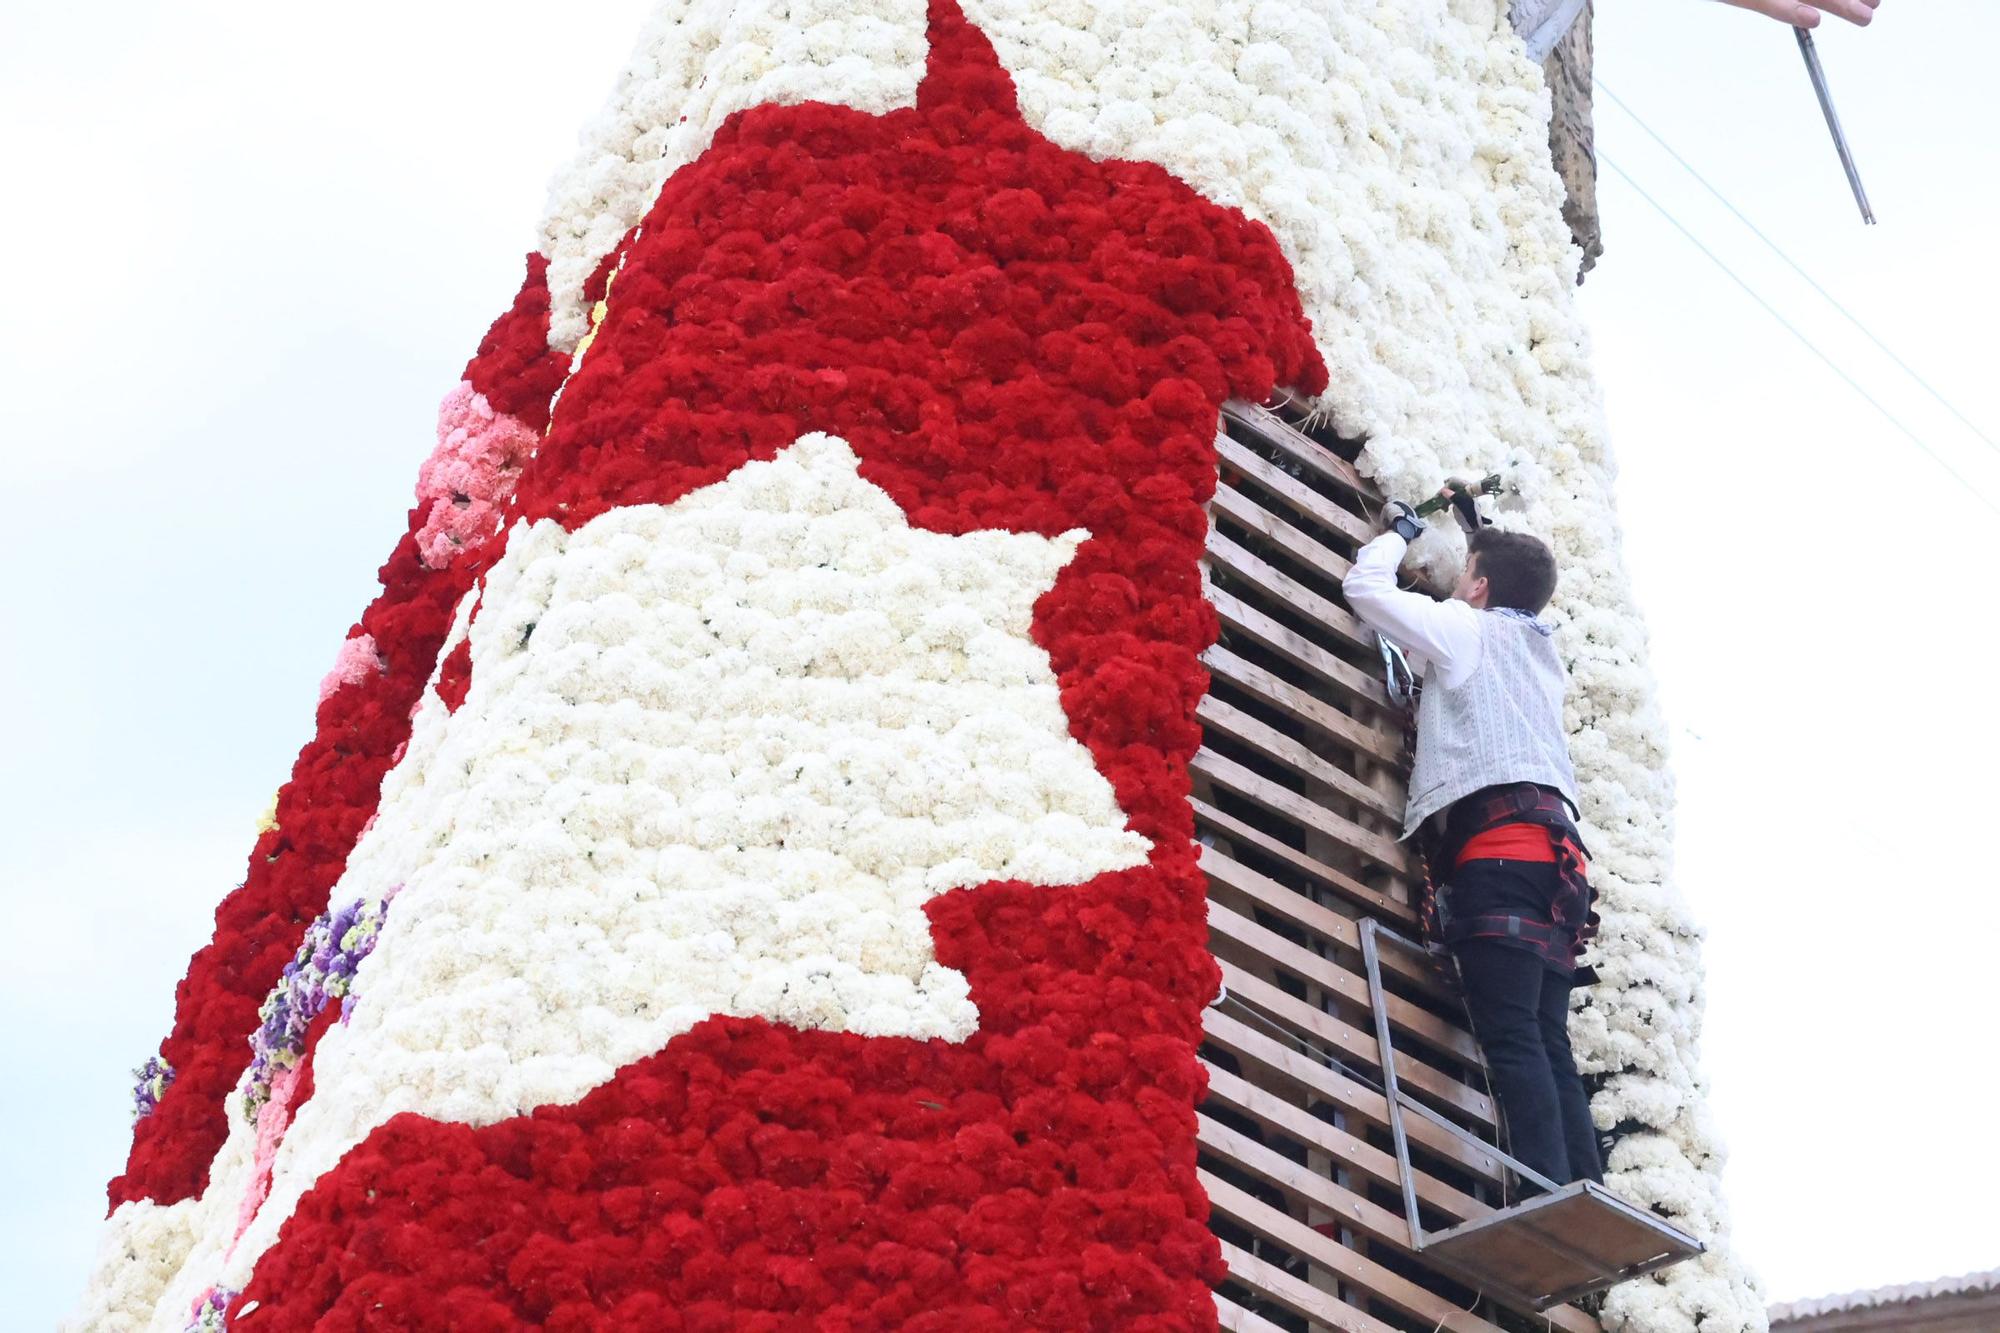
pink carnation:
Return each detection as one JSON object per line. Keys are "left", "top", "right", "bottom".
{"left": 414, "top": 382, "right": 537, "bottom": 569}
{"left": 315, "top": 633, "right": 380, "bottom": 703}
{"left": 227, "top": 1060, "right": 305, "bottom": 1256}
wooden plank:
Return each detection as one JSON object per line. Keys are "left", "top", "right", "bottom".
{"left": 1213, "top": 961, "right": 1493, "bottom": 1125}
{"left": 1201, "top": 1114, "right": 1418, "bottom": 1252}
{"left": 1206, "top": 586, "right": 1392, "bottom": 714}
{"left": 1222, "top": 402, "right": 1376, "bottom": 505}
{"left": 1210, "top": 1128, "right": 1597, "bottom": 1331}
{"left": 1214, "top": 436, "right": 1373, "bottom": 549}
{"left": 1205, "top": 1175, "right": 1507, "bottom": 1333}
{"left": 1210, "top": 1169, "right": 1595, "bottom": 1333}
{"left": 1197, "top": 694, "right": 1402, "bottom": 824}
{"left": 1202, "top": 1009, "right": 1501, "bottom": 1180}
{"left": 1215, "top": 960, "right": 1378, "bottom": 1074}
{"left": 1212, "top": 1292, "right": 1291, "bottom": 1333}
{"left": 1202, "top": 1073, "right": 1608, "bottom": 1333}
{"left": 1200, "top": 847, "right": 1444, "bottom": 999}
{"left": 1206, "top": 532, "right": 1375, "bottom": 659}
{"left": 1209, "top": 901, "right": 1480, "bottom": 1064}
{"left": 1214, "top": 1239, "right": 1394, "bottom": 1333}
{"left": 1203, "top": 1065, "right": 1488, "bottom": 1228}
{"left": 1192, "top": 801, "right": 1418, "bottom": 930}
{"left": 1203, "top": 643, "right": 1403, "bottom": 767}
{"left": 1212, "top": 482, "right": 1355, "bottom": 582}
{"left": 1209, "top": 904, "right": 1374, "bottom": 1033}
{"left": 1193, "top": 749, "right": 1413, "bottom": 878}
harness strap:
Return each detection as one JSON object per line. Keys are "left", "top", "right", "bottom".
{"left": 1448, "top": 912, "right": 1573, "bottom": 952}
{"left": 1421, "top": 782, "right": 1601, "bottom": 965}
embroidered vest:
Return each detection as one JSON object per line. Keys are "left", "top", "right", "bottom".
{"left": 1403, "top": 610, "right": 1577, "bottom": 840}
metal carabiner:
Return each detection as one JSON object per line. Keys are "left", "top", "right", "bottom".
{"left": 1378, "top": 634, "right": 1417, "bottom": 709}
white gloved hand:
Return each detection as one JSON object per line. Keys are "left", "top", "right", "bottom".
{"left": 1380, "top": 499, "right": 1423, "bottom": 542}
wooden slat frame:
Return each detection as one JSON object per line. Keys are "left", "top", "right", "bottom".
{"left": 1221, "top": 401, "right": 1377, "bottom": 507}
{"left": 1215, "top": 436, "right": 1373, "bottom": 549}
{"left": 1203, "top": 1009, "right": 1498, "bottom": 1182}
{"left": 1193, "top": 802, "right": 1416, "bottom": 930}
{"left": 1200, "top": 848, "right": 1438, "bottom": 997}
{"left": 1197, "top": 400, "right": 1602, "bottom": 1330}
{"left": 1205, "top": 1172, "right": 1506, "bottom": 1333}
{"left": 1194, "top": 749, "right": 1412, "bottom": 879}
{"left": 1205, "top": 644, "right": 1403, "bottom": 767}
{"left": 1209, "top": 901, "right": 1477, "bottom": 1064}
{"left": 1202, "top": 1064, "right": 1599, "bottom": 1333}
{"left": 1215, "top": 1239, "right": 1396, "bottom": 1333}
{"left": 1211, "top": 961, "right": 1493, "bottom": 1127}
{"left": 1206, "top": 532, "right": 1374, "bottom": 660}
{"left": 1201, "top": 1021, "right": 1601, "bottom": 1333}
{"left": 1215, "top": 1291, "right": 1299, "bottom": 1333}
{"left": 1202, "top": 1065, "right": 1491, "bottom": 1230}
{"left": 1198, "top": 694, "right": 1402, "bottom": 824}
{"left": 1212, "top": 483, "right": 1355, "bottom": 581}
{"left": 1207, "top": 587, "right": 1392, "bottom": 716}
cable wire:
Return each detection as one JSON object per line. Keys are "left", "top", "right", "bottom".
{"left": 1597, "top": 78, "right": 1999, "bottom": 458}
{"left": 1598, "top": 152, "right": 2000, "bottom": 522}
{"left": 1215, "top": 992, "right": 1390, "bottom": 1098}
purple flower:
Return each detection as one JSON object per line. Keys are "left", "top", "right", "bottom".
{"left": 235, "top": 894, "right": 393, "bottom": 1121}
{"left": 182, "top": 1286, "right": 236, "bottom": 1332}
{"left": 131, "top": 1055, "right": 174, "bottom": 1122}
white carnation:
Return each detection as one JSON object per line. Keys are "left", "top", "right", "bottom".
{"left": 141, "top": 433, "right": 1150, "bottom": 1305}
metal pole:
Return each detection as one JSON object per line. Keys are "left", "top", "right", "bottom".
{"left": 1794, "top": 26, "right": 1876, "bottom": 224}
{"left": 1360, "top": 920, "right": 1428, "bottom": 1250}
{"left": 1360, "top": 920, "right": 1563, "bottom": 1194}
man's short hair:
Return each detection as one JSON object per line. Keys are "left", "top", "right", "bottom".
{"left": 1467, "top": 528, "right": 1557, "bottom": 615}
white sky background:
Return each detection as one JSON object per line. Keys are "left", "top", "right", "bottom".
{"left": 0, "top": 2, "right": 1992, "bottom": 1325}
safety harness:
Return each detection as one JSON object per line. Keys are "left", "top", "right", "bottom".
{"left": 1423, "top": 784, "right": 1599, "bottom": 976}
{"left": 1385, "top": 655, "right": 1600, "bottom": 983}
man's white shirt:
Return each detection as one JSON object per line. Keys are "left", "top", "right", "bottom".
{"left": 1340, "top": 531, "right": 1483, "bottom": 689}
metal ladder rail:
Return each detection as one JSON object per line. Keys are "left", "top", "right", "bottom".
{"left": 1358, "top": 916, "right": 1558, "bottom": 1251}
{"left": 1359, "top": 918, "right": 1704, "bottom": 1311}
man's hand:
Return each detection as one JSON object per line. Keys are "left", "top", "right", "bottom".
{"left": 1719, "top": 0, "right": 1879, "bottom": 29}
{"left": 1438, "top": 478, "right": 1487, "bottom": 535}
{"left": 1379, "top": 499, "right": 1424, "bottom": 543}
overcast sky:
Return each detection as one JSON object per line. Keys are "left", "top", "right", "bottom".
{"left": 2, "top": 3, "right": 1993, "bottom": 1326}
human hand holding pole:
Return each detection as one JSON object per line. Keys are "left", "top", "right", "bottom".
{"left": 1435, "top": 478, "right": 1487, "bottom": 535}
{"left": 1716, "top": 0, "right": 1878, "bottom": 29}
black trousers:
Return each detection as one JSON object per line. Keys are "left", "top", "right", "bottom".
{"left": 1453, "top": 939, "right": 1603, "bottom": 1190}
